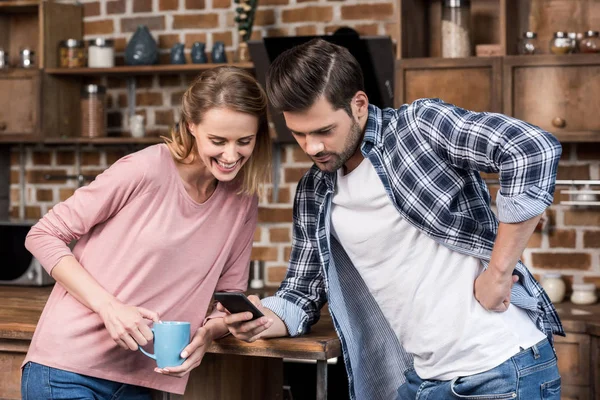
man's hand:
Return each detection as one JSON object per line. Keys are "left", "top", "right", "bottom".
{"left": 155, "top": 326, "right": 212, "bottom": 378}
{"left": 474, "top": 268, "right": 519, "bottom": 312}
{"left": 218, "top": 295, "right": 287, "bottom": 342}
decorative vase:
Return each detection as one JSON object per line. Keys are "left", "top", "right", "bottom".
{"left": 124, "top": 25, "right": 158, "bottom": 66}
{"left": 211, "top": 41, "right": 227, "bottom": 63}
{"left": 191, "top": 42, "right": 208, "bottom": 64}
{"left": 170, "top": 43, "right": 186, "bottom": 64}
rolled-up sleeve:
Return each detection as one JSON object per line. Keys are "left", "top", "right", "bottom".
{"left": 413, "top": 98, "right": 562, "bottom": 223}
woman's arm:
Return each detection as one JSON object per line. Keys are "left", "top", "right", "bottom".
{"left": 25, "top": 152, "right": 159, "bottom": 350}
{"left": 51, "top": 255, "right": 159, "bottom": 350}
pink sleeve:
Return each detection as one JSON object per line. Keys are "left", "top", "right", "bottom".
{"left": 204, "top": 195, "right": 258, "bottom": 323}
{"left": 25, "top": 153, "right": 150, "bottom": 275}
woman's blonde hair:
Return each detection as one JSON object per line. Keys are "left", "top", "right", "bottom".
{"left": 164, "top": 66, "right": 271, "bottom": 196}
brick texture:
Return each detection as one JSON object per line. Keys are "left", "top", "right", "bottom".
{"left": 7, "top": 0, "right": 599, "bottom": 292}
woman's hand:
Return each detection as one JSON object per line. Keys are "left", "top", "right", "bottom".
{"left": 97, "top": 299, "right": 159, "bottom": 350}
{"left": 155, "top": 326, "right": 212, "bottom": 378}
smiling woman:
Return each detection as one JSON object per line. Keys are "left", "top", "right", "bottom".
{"left": 164, "top": 66, "right": 272, "bottom": 196}
{"left": 20, "top": 66, "right": 271, "bottom": 399}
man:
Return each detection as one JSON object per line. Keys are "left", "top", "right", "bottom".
{"left": 219, "top": 39, "right": 563, "bottom": 399}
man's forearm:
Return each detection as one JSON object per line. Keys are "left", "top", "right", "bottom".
{"left": 488, "top": 214, "right": 543, "bottom": 276}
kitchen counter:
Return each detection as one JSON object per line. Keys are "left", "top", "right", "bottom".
{"left": 0, "top": 286, "right": 340, "bottom": 400}
{"left": 2, "top": 286, "right": 600, "bottom": 400}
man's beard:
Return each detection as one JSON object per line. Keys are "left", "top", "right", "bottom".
{"left": 312, "top": 120, "right": 363, "bottom": 173}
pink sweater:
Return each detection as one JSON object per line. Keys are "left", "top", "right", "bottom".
{"left": 23, "top": 144, "right": 257, "bottom": 395}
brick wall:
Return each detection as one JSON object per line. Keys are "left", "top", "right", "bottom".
{"left": 9, "top": 143, "right": 600, "bottom": 291}
{"left": 81, "top": 0, "right": 398, "bottom": 136}
{"left": 7, "top": 0, "right": 600, "bottom": 292}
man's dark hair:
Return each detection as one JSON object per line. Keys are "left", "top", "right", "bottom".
{"left": 266, "top": 39, "right": 365, "bottom": 117}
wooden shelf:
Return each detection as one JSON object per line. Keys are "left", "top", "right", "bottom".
{"left": 504, "top": 53, "right": 600, "bottom": 67}
{"left": 0, "top": 0, "right": 40, "bottom": 12}
{"left": 0, "top": 136, "right": 164, "bottom": 145}
{"left": 43, "top": 137, "right": 163, "bottom": 145}
{"left": 551, "top": 132, "right": 600, "bottom": 143}
{"left": 397, "top": 54, "right": 600, "bottom": 68}
{"left": 45, "top": 63, "right": 255, "bottom": 76}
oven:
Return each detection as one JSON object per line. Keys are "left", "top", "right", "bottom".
{"left": 0, "top": 220, "right": 54, "bottom": 286}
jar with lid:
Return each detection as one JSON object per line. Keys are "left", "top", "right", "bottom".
{"left": 571, "top": 283, "right": 598, "bottom": 305}
{"left": 88, "top": 38, "right": 115, "bottom": 68}
{"left": 567, "top": 32, "right": 579, "bottom": 52}
{"left": 441, "top": 0, "right": 472, "bottom": 58}
{"left": 518, "top": 32, "right": 538, "bottom": 55}
{"left": 19, "top": 49, "right": 35, "bottom": 68}
{"left": 580, "top": 30, "right": 600, "bottom": 53}
{"left": 549, "top": 31, "right": 576, "bottom": 55}
{"left": 0, "top": 49, "right": 8, "bottom": 68}
{"left": 59, "top": 39, "right": 85, "bottom": 68}
{"left": 81, "top": 84, "right": 106, "bottom": 138}
{"left": 540, "top": 273, "right": 566, "bottom": 303}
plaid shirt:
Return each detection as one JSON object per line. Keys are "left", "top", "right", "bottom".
{"left": 262, "top": 99, "right": 564, "bottom": 400}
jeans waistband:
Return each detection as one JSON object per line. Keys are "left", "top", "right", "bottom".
{"left": 511, "top": 338, "right": 555, "bottom": 371}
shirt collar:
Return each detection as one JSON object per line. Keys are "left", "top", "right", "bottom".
{"left": 362, "top": 104, "right": 384, "bottom": 152}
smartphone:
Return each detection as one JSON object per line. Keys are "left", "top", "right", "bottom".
{"left": 214, "top": 292, "right": 264, "bottom": 321}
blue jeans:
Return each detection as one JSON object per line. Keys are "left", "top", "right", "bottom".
{"left": 397, "top": 338, "right": 561, "bottom": 400}
{"left": 21, "top": 362, "right": 152, "bottom": 400}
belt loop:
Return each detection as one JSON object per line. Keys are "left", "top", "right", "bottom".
{"left": 532, "top": 343, "right": 540, "bottom": 359}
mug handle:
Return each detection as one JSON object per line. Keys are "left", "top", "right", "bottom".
{"left": 138, "top": 327, "right": 156, "bottom": 361}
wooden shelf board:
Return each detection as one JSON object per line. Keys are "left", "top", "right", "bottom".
{"left": 504, "top": 53, "right": 600, "bottom": 67}
{"left": 0, "top": 0, "right": 40, "bottom": 12}
{"left": 397, "top": 54, "right": 600, "bottom": 69}
{"left": 45, "top": 63, "right": 254, "bottom": 76}
{"left": 553, "top": 131, "right": 600, "bottom": 143}
{"left": 396, "top": 56, "right": 501, "bottom": 69}
{"left": 43, "top": 137, "right": 164, "bottom": 145}
{"left": 0, "top": 136, "right": 164, "bottom": 145}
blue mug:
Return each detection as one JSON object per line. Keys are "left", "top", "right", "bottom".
{"left": 139, "top": 321, "right": 190, "bottom": 368}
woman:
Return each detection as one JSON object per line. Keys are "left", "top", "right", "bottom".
{"left": 21, "top": 66, "right": 271, "bottom": 399}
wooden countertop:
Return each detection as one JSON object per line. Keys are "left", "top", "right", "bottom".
{"left": 2, "top": 286, "right": 600, "bottom": 359}
{"left": 554, "top": 301, "right": 600, "bottom": 335}
{"left": 0, "top": 286, "right": 340, "bottom": 361}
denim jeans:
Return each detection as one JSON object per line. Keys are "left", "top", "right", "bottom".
{"left": 21, "top": 362, "right": 153, "bottom": 400}
{"left": 397, "top": 338, "right": 561, "bottom": 400}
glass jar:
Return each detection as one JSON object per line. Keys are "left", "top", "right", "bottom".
{"left": 0, "top": 49, "right": 8, "bottom": 68}
{"left": 88, "top": 38, "right": 115, "bottom": 68}
{"left": 441, "top": 0, "right": 472, "bottom": 58}
{"left": 540, "top": 273, "right": 566, "bottom": 304}
{"left": 19, "top": 48, "right": 35, "bottom": 68}
{"left": 59, "top": 39, "right": 85, "bottom": 68}
{"left": 81, "top": 84, "right": 106, "bottom": 138}
{"left": 571, "top": 283, "right": 598, "bottom": 305}
{"left": 549, "top": 31, "right": 575, "bottom": 55}
{"left": 567, "top": 32, "right": 579, "bottom": 53}
{"left": 580, "top": 30, "right": 600, "bottom": 54}
{"left": 518, "top": 31, "right": 538, "bottom": 55}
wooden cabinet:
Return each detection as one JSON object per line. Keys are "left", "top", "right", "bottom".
{"left": 0, "top": 1, "right": 82, "bottom": 140}
{"left": 560, "top": 385, "right": 592, "bottom": 400}
{"left": 0, "top": 70, "right": 40, "bottom": 137}
{"left": 0, "top": 340, "right": 27, "bottom": 400}
{"left": 395, "top": 57, "right": 502, "bottom": 112}
{"left": 554, "top": 333, "right": 592, "bottom": 398}
{"left": 394, "top": 54, "right": 600, "bottom": 142}
{"left": 503, "top": 55, "right": 600, "bottom": 142}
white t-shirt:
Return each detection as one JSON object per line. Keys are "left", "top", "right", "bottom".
{"left": 330, "top": 157, "right": 545, "bottom": 380}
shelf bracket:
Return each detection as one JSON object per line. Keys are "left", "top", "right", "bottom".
{"left": 127, "top": 77, "right": 136, "bottom": 117}
{"left": 18, "top": 144, "right": 25, "bottom": 220}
